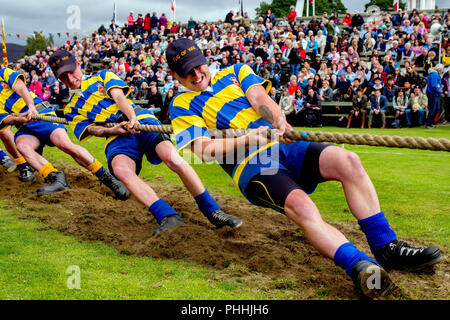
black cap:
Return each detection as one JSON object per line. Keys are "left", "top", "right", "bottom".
{"left": 49, "top": 49, "right": 77, "bottom": 79}
{"left": 166, "top": 38, "right": 207, "bottom": 78}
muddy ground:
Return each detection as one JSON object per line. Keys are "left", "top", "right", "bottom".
{"left": 0, "top": 166, "right": 448, "bottom": 299}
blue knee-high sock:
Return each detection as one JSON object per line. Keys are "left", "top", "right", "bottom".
{"left": 334, "top": 242, "right": 377, "bottom": 277}
{"left": 0, "top": 150, "right": 8, "bottom": 159}
{"left": 94, "top": 166, "right": 104, "bottom": 177}
{"left": 149, "top": 199, "right": 178, "bottom": 224}
{"left": 194, "top": 189, "right": 220, "bottom": 216}
{"left": 358, "top": 212, "right": 397, "bottom": 254}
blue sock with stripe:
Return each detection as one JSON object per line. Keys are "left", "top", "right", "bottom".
{"left": 0, "top": 150, "right": 8, "bottom": 160}
{"left": 194, "top": 189, "right": 220, "bottom": 216}
{"left": 334, "top": 242, "right": 377, "bottom": 277}
{"left": 358, "top": 212, "right": 397, "bottom": 253}
{"left": 94, "top": 166, "right": 104, "bottom": 177}
{"left": 149, "top": 199, "right": 178, "bottom": 224}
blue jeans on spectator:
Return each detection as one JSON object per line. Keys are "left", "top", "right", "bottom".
{"left": 426, "top": 94, "right": 439, "bottom": 126}
{"left": 405, "top": 109, "right": 426, "bottom": 126}
{"left": 271, "top": 74, "right": 281, "bottom": 89}
{"left": 290, "top": 64, "right": 300, "bottom": 80}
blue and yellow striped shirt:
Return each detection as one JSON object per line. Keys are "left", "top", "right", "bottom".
{"left": 0, "top": 67, "right": 44, "bottom": 130}
{"left": 169, "top": 63, "right": 279, "bottom": 193}
{"left": 64, "top": 69, "right": 155, "bottom": 143}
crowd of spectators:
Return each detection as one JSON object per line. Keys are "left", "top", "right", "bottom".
{"left": 7, "top": 6, "right": 450, "bottom": 128}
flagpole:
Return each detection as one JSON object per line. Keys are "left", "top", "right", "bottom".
{"left": 313, "top": 0, "right": 315, "bottom": 16}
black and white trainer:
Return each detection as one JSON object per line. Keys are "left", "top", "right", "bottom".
{"left": 19, "top": 165, "right": 36, "bottom": 182}
{"left": 153, "top": 215, "right": 186, "bottom": 236}
{"left": 1, "top": 155, "right": 17, "bottom": 173}
{"left": 351, "top": 260, "right": 397, "bottom": 299}
{"left": 206, "top": 209, "right": 242, "bottom": 228}
{"left": 374, "top": 240, "right": 444, "bottom": 272}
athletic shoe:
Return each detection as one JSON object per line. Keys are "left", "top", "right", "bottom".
{"left": 152, "top": 215, "right": 186, "bottom": 236}
{"left": 19, "top": 165, "right": 36, "bottom": 182}
{"left": 36, "top": 171, "right": 71, "bottom": 196}
{"left": 425, "top": 125, "right": 435, "bottom": 129}
{"left": 374, "top": 240, "right": 444, "bottom": 272}
{"left": 1, "top": 155, "right": 17, "bottom": 173}
{"left": 351, "top": 260, "right": 396, "bottom": 299}
{"left": 206, "top": 209, "right": 243, "bottom": 228}
{"left": 98, "top": 169, "right": 130, "bottom": 200}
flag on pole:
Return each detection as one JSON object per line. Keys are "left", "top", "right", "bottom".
{"left": 1, "top": 19, "right": 8, "bottom": 66}
{"left": 238, "top": 0, "right": 244, "bottom": 15}
{"left": 296, "top": 0, "right": 305, "bottom": 18}
{"left": 112, "top": 1, "right": 117, "bottom": 21}
{"left": 393, "top": 0, "right": 399, "bottom": 12}
{"left": 171, "top": 0, "right": 176, "bottom": 21}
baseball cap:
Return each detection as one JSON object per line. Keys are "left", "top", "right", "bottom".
{"left": 166, "top": 38, "right": 207, "bottom": 77}
{"left": 49, "top": 49, "right": 77, "bottom": 79}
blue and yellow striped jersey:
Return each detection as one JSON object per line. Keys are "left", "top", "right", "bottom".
{"left": 0, "top": 67, "right": 44, "bottom": 130}
{"left": 169, "top": 63, "right": 279, "bottom": 193}
{"left": 170, "top": 63, "right": 273, "bottom": 150}
{"left": 64, "top": 69, "right": 155, "bottom": 142}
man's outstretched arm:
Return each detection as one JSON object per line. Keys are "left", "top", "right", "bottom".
{"left": 12, "top": 78, "right": 39, "bottom": 121}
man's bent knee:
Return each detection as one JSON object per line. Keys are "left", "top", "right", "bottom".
{"left": 284, "top": 189, "right": 322, "bottom": 224}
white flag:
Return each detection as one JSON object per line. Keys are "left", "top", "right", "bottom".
{"left": 296, "top": 0, "right": 305, "bottom": 18}
{"left": 393, "top": 0, "right": 399, "bottom": 12}
{"left": 171, "top": 0, "right": 176, "bottom": 20}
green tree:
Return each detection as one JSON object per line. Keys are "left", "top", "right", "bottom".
{"left": 24, "top": 31, "right": 54, "bottom": 56}
{"left": 364, "top": 0, "right": 406, "bottom": 11}
{"left": 255, "top": 0, "right": 347, "bottom": 19}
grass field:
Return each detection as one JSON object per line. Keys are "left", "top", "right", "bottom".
{"left": 0, "top": 125, "right": 449, "bottom": 300}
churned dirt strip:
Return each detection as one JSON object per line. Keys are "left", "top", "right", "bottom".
{"left": 0, "top": 166, "right": 447, "bottom": 299}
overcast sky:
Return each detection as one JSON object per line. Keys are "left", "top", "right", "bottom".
{"left": 1, "top": 0, "right": 447, "bottom": 46}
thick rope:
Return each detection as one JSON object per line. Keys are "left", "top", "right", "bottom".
{"left": 11, "top": 113, "right": 450, "bottom": 152}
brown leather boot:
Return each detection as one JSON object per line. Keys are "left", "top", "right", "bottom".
{"left": 361, "top": 113, "right": 366, "bottom": 128}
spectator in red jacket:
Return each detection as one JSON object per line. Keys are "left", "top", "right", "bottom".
{"left": 144, "top": 13, "right": 151, "bottom": 33}
{"left": 135, "top": 14, "right": 144, "bottom": 36}
{"left": 288, "top": 6, "right": 297, "bottom": 24}
{"left": 343, "top": 13, "right": 352, "bottom": 27}
{"left": 170, "top": 23, "right": 179, "bottom": 34}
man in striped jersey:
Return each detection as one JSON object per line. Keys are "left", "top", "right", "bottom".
{"left": 0, "top": 66, "right": 129, "bottom": 198}
{"left": 166, "top": 38, "right": 443, "bottom": 298}
{"left": 49, "top": 49, "right": 241, "bottom": 235}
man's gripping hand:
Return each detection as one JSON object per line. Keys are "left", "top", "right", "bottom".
{"left": 24, "top": 106, "right": 39, "bottom": 122}
{"left": 273, "top": 115, "right": 295, "bottom": 144}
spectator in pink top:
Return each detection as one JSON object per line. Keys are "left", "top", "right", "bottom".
{"left": 127, "top": 11, "right": 135, "bottom": 34}
{"left": 159, "top": 13, "right": 168, "bottom": 30}
{"left": 29, "top": 75, "right": 42, "bottom": 96}
{"left": 40, "top": 86, "right": 51, "bottom": 101}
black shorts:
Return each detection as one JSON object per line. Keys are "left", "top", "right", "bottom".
{"left": 244, "top": 142, "right": 331, "bottom": 214}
